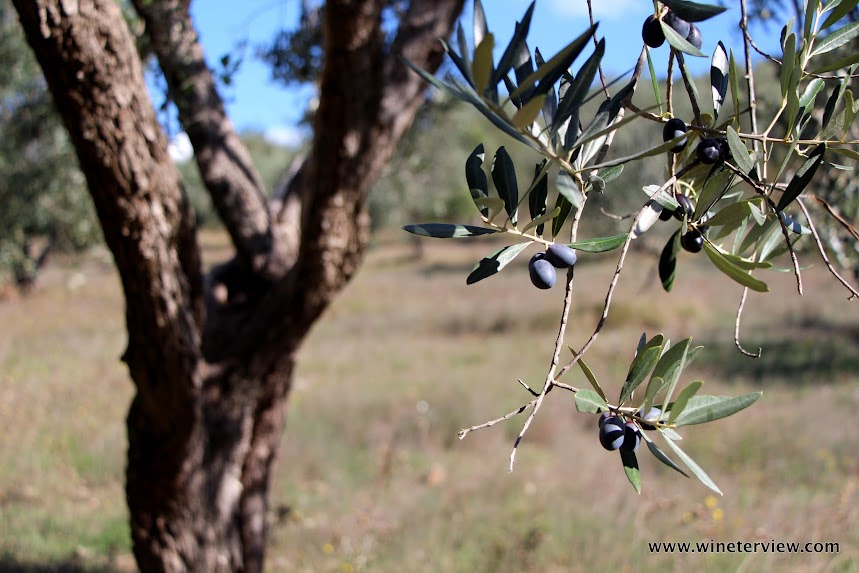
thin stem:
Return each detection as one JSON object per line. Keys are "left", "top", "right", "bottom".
{"left": 740, "top": 0, "right": 763, "bottom": 178}
{"left": 553, "top": 202, "right": 650, "bottom": 384}
{"left": 508, "top": 192, "right": 588, "bottom": 472}
{"left": 458, "top": 401, "right": 536, "bottom": 439}
{"left": 586, "top": 0, "right": 610, "bottom": 98}
{"left": 734, "top": 287, "right": 762, "bottom": 357}
{"left": 797, "top": 199, "right": 859, "bottom": 300}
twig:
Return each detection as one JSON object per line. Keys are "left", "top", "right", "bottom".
{"left": 734, "top": 287, "right": 762, "bottom": 357}
{"left": 723, "top": 162, "right": 803, "bottom": 295}
{"left": 808, "top": 195, "right": 859, "bottom": 242}
{"left": 553, "top": 201, "right": 652, "bottom": 384}
{"left": 458, "top": 400, "right": 536, "bottom": 440}
{"left": 797, "top": 199, "right": 859, "bottom": 300}
{"left": 586, "top": 0, "right": 610, "bottom": 98}
{"left": 740, "top": 0, "right": 763, "bottom": 178}
{"left": 518, "top": 379, "right": 540, "bottom": 397}
{"left": 508, "top": 193, "right": 589, "bottom": 472}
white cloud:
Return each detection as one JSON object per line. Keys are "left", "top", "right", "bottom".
{"left": 546, "top": 0, "right": 648, "bottom": 21}
{"left": 168, "top": 132, "right": 193, "bottom": 163}
{"left": 264, "top": 124, "right": 306, "bottom": 148}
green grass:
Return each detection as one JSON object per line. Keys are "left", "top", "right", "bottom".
{"left": 1, "top": 234, "right": 858, "bottom": 572}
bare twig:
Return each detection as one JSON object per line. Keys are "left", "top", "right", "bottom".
{"left": 740, "top": 0, "right": 763, "bottom": 179}
{"left": 553, "top": 202, "right": 652, "bottom": 384}
{"left": 734, "top": 287, "right": 762, "bottom": 357}
{"left": 518, "top": 379, "right": 540, "bottom": 397}
{"left": 797, "top": 199, "right": 859, "bottom": 300}
{"left": 508, "top": 194, "right": 589, "bottom": 472}
{"left": 458, "top": 400, "right": 536, "bottom": 440}
{"left": 586, "top": 0, "right": 610, "bottom": 98}
{"left": 808, "top": 195, "right": 859, "bottom": 242}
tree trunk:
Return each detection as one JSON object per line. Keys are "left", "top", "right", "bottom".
{"left": 12, "top": 0, "right": 463, "bottom": 571}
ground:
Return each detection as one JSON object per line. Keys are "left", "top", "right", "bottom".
{"left": 0, "top": 230, "right": 857, "bottom": 572}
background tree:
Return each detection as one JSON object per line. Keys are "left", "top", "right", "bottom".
{"left": 0, "top": 0, "right": 98, "bottom": 291}
{"left": 10, "top": 1, "right": 464, "bottom": 572}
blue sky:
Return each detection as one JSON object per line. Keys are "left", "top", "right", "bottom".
{"left": 167, "top": 0, "right": 783, "bottom": 158}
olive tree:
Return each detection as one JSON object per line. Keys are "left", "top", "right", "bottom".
{"left": 404, "top": 0, "right": 859, "bottom": 492}
{"left": 10, "top": 0, "right": 464, "bottom": 571}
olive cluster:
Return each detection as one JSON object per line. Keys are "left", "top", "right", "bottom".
{"left": 662, "top": 118, "right": 732, "bottom": 165}
{"left": 597, "top": 407, "right": 663, "bottom": 452}
{"left": 528, "top": 244, "right": 578, "bottom": 289}
{"left": 656, "top": 190, "right": 708, "bottom": 253}
{"left": 642, "top": 9, "right": 703, "bottom": 50}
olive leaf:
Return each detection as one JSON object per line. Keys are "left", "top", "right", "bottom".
{"left": 642, "top": 433, "right": 689, "bottom": 477}
{"left": 659, "top": 230, "right": 682, "bottom": 292}
{"left": 575, "top": 389, "right": 608, "bottom": 413}
{"left": 466, "top": 242, "right": 531, "bottom": 285}
{"left": 673, "top": 392, "right": 763, "bottom": 426}
{"left": 402, "top": 224, "right": 497, "bottom": 238}
{"left": 620, "top": 450, "right": 642, "bottom": 494}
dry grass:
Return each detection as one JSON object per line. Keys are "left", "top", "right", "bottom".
{"left": 1, "top": 231, "right": 857, "bottom": 572}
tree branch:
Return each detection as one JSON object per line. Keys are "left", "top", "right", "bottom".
{"left": 12, "top": 0, "right": 203, "bottom": 429}
{"left": 132, "top": 0, "right": 275, "bottom": 275}
{"left": 234, "top": 0, "right": 464, "bottom": 359}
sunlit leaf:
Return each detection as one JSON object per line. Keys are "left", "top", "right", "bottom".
{"left": 726, "top": 126, "right": 755, "bottom": 174}
{"left": 509, "top": 24, "right": 598, "bottom": 101}
{"left": 466, "top": 242, "right": 531, "bottom": 285}
{"left": 472, "top": 33, "right": 495, "bottom": 96}
{"left": 820, "top": 0, "right": 859, "bottom": 30}
{"left": 776, "top": 143, "right": 825, "bottom": 212}
{"left": 647, "top": 47, "right": 663, "bottom": 116}
{"left": 643, "top": 434, "right": 689, "bottom": 477}
{"left": 512, "top": 94, "right": 546, "bottom": 129}
{"left": 662, "top": 436, "right": 723, "bottom": 494}
{"left": 811, "top": 20, "right": 859, "bottom": 56}
{"left": 522, "top": 206, "right": 561, "bottom": 233}
{"left": 810, "top": 51, "right": 859, "bottom": 74}
{"left": 566, "top": 233, "right": 628, "bottom": 253}
{"left": 711, "top": 42, "right": 728, "bottom": 120}
{"left": 620, "top": 450, "right": 641, "bottom": 494}
{"left": 661, "top": 21, "right": 705, "bottom": 57}
{"left": 491, "top": 2, "right": 536, "bottom": 90}
{"left": 729, "top": 49, "right": 741, "bottom": 125}
{"left": 553, "top": 39, "right": 606, "bottom": 134}
{"left": 620, "top": 335, "right": 665, "bottom": 405}
{"left": 556, "top": 170, "right": 584, "bottom": 210}
{"left": 575, "top": 389, "right": 608, "bottom": 413}
{"left": 576, "top": 356, "right": 608, "bottom": 402}
{"left": 673, "top": 392, "right": 762, "bottom": 426}
{"left": 703, "top": 242, "right": 770, "bottom": 292}
{"left": 779, "top": 211, "right": 812, "bottom": 235}
{"left": 693, "top": 170, "right": 735, "bottom": 220}
{"left": 667, "top": 380, "right": 704, "bottom": 424}
{"left": 403, "top": 224, "right": 497, "bottom": 238}
{"left": 780, "top": 33, "right": 796, "bottom": 98}
{"left": 703, "top": 200, "right": 759, "bottom": 228}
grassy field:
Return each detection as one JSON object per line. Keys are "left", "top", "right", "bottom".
{"left": 1, "top": 231, "right": 857, "bottom": 572}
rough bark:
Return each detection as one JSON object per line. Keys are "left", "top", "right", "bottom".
{"left": 12, "top": 0, "right": 463, "bottom": 571}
